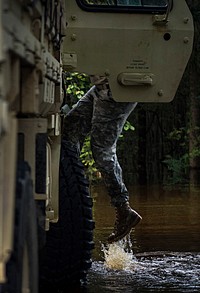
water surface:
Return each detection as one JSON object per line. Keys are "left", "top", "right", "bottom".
{"left": 86, "top": 185, "right": 200, "bottom": 292}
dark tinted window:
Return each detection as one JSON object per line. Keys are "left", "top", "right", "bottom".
{"left": 77, "top": 0, "right": 168, "bottom": 12}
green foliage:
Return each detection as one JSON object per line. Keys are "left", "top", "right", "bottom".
{"left": 163, "top": 154, "right": 189, "bottom": 185}
{"left": 123, "top": 121, "right": 135, "bottom": 132}
{"left": 118, "top": 121, "right": 135, "bottom": 138}
{"left": 163, "top": 126, "right": 200, "bottom": 184}
{"left": 64, "top": 72, "right": 91, "bottom": 106}
{"left": 64, "top": 72, "right": 97, "bottom": 179}
{"left": 163, "top": 127, "right": 188, "bottom": 184}
{"left": 80, "top": 136, "right": 100, "bottom": 182}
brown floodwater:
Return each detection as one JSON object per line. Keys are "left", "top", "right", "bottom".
{"left": 84, "top": 184, "right": 200, "bottom": 293}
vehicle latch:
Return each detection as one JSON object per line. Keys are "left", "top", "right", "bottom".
{"left": 118, "top": 73, "right": 154, "bottom": 86}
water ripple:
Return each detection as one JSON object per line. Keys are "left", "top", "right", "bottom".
{"left": 87, "top": 252, "right": 200, "bottom": 292}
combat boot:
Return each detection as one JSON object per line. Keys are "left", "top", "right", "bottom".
{"left": 107, "top": 202, "right": 142, "bottom": 243}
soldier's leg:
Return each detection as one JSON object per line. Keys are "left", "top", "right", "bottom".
{"left": 90, "top": 87, "right": 137, "bottom": 207}
{"left": 91, "top": 87, "right": 142, "bottom": 243}
{"left": 62, "top": 86, "right": 97, "bottom": 151}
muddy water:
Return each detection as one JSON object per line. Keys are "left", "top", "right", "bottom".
{"left": 86, "top": 185, "right": 200, "bottom": 293}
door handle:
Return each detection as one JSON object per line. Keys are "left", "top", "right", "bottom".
{"left": 118, "top": 73, "right": 154, "bottom": 86}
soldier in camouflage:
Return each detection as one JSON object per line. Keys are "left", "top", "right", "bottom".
{"left": 62, "top": 77, "right": 142, "bottom": 243}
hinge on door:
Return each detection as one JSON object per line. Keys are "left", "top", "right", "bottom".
{"left": 152, "top": 0, "right": 172, "bottom": 26}
{"left": 152, "top": 14, "right": 169, "bottom": 26}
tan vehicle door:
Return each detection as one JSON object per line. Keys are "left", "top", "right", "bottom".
{"left": 62, "top": 0, "right": 194, "bottom": 102}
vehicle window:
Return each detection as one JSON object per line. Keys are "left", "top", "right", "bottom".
{"left": 76, "top": 0, "right": 168, "bottom": 12}
{"left": 81, "top": 0, "right": 142, "bottom": 5}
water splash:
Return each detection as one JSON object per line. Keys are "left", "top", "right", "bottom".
{"left": 101, "top": 235, "right": 137, "bottom": 271}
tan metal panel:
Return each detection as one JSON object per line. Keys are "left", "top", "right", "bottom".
{"left": 0, "top": 112, "right": 17, "bottom": 283}
{"left": 63, "top": 0, "right": 194, "bottom": 102}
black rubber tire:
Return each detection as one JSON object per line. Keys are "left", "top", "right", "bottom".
{"left": 39, "top": 141, "right": 95, "bottom": 292}
{"left": 0, "top": 162, "right": 38, "bottom": 293}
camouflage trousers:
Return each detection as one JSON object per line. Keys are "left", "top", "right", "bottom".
{"left": 62, "top": 85, "right": 137, "bottom": 207}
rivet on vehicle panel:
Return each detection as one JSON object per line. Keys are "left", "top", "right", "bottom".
{"left": 105, "top": 70, "right": 110, "bottom": 76}
{"left": 183, "top": 37, "right": 189, "bottom": 44}
{"left": 158, "top": 90, "right": 163, "bottom": 97}
{"left": 183, "top": 17, "right": 189, "bottom": 24}
{"left": 71, "top": 15, "right": 77, "bottom": 21}
{"left": 71, "top": 34, "right": 77, "bottom": 41}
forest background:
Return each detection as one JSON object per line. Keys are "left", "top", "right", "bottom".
{"left": 63, "top": 0, "right": 200, "bottom": 187}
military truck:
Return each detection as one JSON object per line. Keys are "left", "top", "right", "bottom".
{"left": 0, "top": 0, "right": 193, "bottom": 292}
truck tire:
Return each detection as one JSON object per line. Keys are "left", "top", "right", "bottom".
{"left": 39, "top": 141, "right": 95, "bottom": 292}
{"left": 0, "top": 162, "right": 38, "bottom": 293}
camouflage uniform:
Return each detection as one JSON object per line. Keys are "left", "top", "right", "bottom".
{"left": 62, "top": 79, "right": 137, "bottom": 207}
